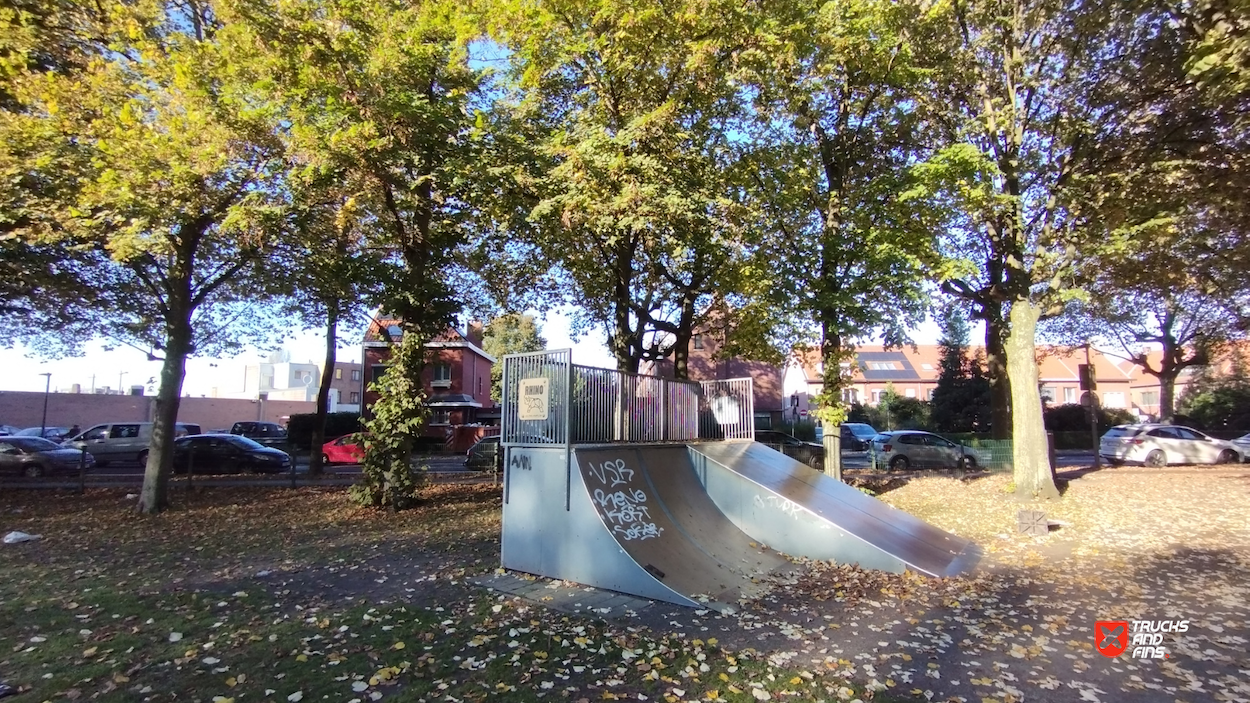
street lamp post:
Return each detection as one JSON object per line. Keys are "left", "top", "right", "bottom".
{"left": 39, "top": 372, "right": 51, "bottom": 438}
{"left": 119, "top": 371, "right": 128, "bottom": 396}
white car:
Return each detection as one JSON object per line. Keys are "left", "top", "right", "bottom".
{"left": 1099, "top": 424, "right": 1243, "bottom": 467}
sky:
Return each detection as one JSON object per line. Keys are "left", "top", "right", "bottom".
{"left": 0, "top": 306, "right": 620, "bottom": 397}
{"left": 0, "top": 306, "right": 952, "bottom": 397}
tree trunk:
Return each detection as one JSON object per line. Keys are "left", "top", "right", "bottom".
{"left": 1006, "top": 300, "right": 1060, "bottom": 500}
{"left": 985, "top": 305, "right": 1012, "bottom": 440}
{"left": 1158, "top": 370, "right": 1179, "bottom": 420}
{"left": 137, "top": 315, "right": 193, "bottom": 514}
{"left": 309, "top": 301, "right": 339, "bottom": 477}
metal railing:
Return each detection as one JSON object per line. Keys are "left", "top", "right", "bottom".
{"left": 501, "top": 351, "right": 754, "bottom": 445}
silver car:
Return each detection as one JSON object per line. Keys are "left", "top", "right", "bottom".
{"left": 1099, "top": 424, "right": 1242, "bottom": 467}
{"left": 870, "top": 430, "right": 983, "bottom": 470}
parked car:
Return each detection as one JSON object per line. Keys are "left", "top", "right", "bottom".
{"left": 755, "top": 430, "right": 824, "bottom": 469}
{"left": 0, "top": 424, "right": 22, "bottom": 436}
{"left": 840, "top": 423, "right": 878, "bottom": 451}
{"left": 0, "top": 436, "right": 95, "bottom": 477}
{"left": 67, "top": 422, "right": 202, "bottom": 466}
{"left": 17, "top": 426, "right": 74, "bottom": 442}
{"left": 870, "top": 430, "right": 983, "bottom": 470}
{"left": 228, "top": 421, "right": 288, "bottom": 447}
{"left": 1099, "top": 424, "right": 1243, "bottom": 467}
{"left": 465, "top": 436, "right": 501, "bottom": 470}
{"left": 322, "top": 433, "right": 365, "bottom": 465}
{"left": 172, "top": 434, "right": 291, "bottom": 474}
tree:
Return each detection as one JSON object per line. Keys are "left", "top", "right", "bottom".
{"left": 482, "top": 314, "right": 546, "bottom": 402}
{"left": 740, "top": 0, "right": 947, "bottom": 428}
{"left": 915, "top": 0, "right": 1231, "bottom": 499}
{"left": 495, "top": 0, "right": 762, "bottom": 375}
{"left": 232, "top": 0, "right": 496, "bottom": 507}
{"left": 2, "top": 0, "right": 288, "bottom": 513}
{"left": 930, "top": 302, "right": 991, "bottom": 432}
{"left": 276, "top": 187, "right": 387, "bottom": 477}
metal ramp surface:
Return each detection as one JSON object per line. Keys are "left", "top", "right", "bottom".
{"left": 501, "top": 445, "right": 790, "bottom": 609}
{"left": 687, "top": 441, "right": 980, "bottom": 577}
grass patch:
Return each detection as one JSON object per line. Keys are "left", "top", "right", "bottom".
{"left": 1, "top": 485, "right": 896, "bottom": 703}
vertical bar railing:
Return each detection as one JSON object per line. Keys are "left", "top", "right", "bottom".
{"left": 502, "top": 353, "right": 753, "bottom": 447}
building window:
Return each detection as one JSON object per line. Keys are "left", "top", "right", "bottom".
{"left": 1103, "top": 391, "right": 1126, "bottom": 409}
{"left": 349, "top": 392, "right": 360, "bottom": 404}
{"left": 927, "top": 388, "right": 937, "bottom": 401}
{"left": 693, "top": 334, "right": 704, "bottom": 350}
{"left": 1064, "top": 387, "right": 1077, "bottom": 404}
{"left": 867, "top": 362, "right": 898, "bottom": 370}
{"left": 841, "top": 388, "right": 859, "bottom": 403}
{"left": 905, "top": 388, "right": 916, "bottom": 398}
{"left": 335, "top": 368, "right": 342, "bottom": 380}
{"left": 1039, "top": 385, "right": 1055, "bottom": 404}
{"left": 871, "top": 389, "right": 886, "bottom": 404}
{"left": 1140, "top": 390, "right": 1159, "bottom": 406}
{"left": 351, "top": 369, "right": 361, "bottom": 381}
{"left": 371, "top": 365, "right": 388, "bottom": 383}
{"left": 431, "top": 409, "right": 451, "bottom": 425}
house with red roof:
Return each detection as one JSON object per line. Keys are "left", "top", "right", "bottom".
{"left": 361, "top": 319, "right": 496, "bottom": 443}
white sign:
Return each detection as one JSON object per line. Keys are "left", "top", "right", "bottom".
{"left": 710, "top": 396, "right": 740, "bottom": 426}
{"left": 518, "top": 377, "right": 550, "bottom": 421}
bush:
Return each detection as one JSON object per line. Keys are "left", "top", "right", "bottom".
{"left": 287, "top": 412, "right": 363, "bottom": 450}
{"left": 1180, "top": 383, "right": 1250, "bottom": 431}
{"left": 1043, "top": 403, "right": 1136, "bottom": 433}
{"left": 776, "top": 418, "right": 818, "bottom": 441}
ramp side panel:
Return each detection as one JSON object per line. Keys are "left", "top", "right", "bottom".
{"left": 625, "top": 445, "right": 791, "bottom": 590}
{"left": 690, "top": 442, "right": 979, "bottom": 577}
{"left": 576, "top": 447, "right": 787, "bottom": 604}
{"left": 501, "top": 446, "right": 697, "bottom": 607}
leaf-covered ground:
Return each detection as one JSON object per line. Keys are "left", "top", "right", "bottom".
{"left": 2, "top": 465, "right": 1247, "bottom": 703}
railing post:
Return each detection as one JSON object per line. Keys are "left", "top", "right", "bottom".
{"left": 660, "top": 378, "right": 669, "bottom": 442}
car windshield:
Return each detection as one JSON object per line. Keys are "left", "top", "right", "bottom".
{"left": 1103, "top": 427, "right": 1136, "bottom": 438}
{"left": 845, "top": 424, "right": 877, "bottom": 438}
{"left": 222, "top": 435, "right": 266, "bottom": 450}
{"left": 7, "top": 437, "right": 60, "bottom": 451}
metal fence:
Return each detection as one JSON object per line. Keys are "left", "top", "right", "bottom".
{"left": 500, "top": 350, "right": 754, "bottom": 445}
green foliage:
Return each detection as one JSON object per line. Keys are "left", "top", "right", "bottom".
{"left": 1179, "top": 372, "right": 1250, "bottom": 432}
{"left": 494, "top": 0, "right": 771, "bottom": 373}
{"left": 929, "top": 303, "right": 991, "bottom": 432}
{"left": 850, "top": 387, "right": 929, "bottom": 432}
{"left": 776, "top": 419, "right": 818, "bottom": 442}
{"left": 482, "top": 314, "right": 546, "bottom": 402}
{"left": 351, "top": 331, "right": 430, "bottom": 510}
{"left": 286, "top": 412, "right": 363, "bottom": 451}
{"left": 1042, "top": 404, "right": 1135, "bottom": 433}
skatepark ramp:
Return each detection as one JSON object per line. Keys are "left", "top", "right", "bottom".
{"left": 498, "top": 350, "right": 979, "bottom": 608}
{"left": 688, "top": 441, "right": 979, "bottom": 578}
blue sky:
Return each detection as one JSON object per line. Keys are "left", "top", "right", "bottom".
{"left": 0, "top": 307, "right": 618, "bottom": 397}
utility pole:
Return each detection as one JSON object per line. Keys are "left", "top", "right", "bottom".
{"left": 119, "top": 371, "right": 128, "bottom": 396}
{"left": 39, "top": 372, "right": 51, "bottom": 438}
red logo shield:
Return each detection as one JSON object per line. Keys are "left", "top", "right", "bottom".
{"left": 1095, "top": 620, "right": 1129, "bottom": 657}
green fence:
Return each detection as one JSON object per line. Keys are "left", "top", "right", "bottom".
{"left": 939, "top": 435, "right": 1014, "bottom": 472}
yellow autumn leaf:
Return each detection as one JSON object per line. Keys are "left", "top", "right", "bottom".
{"left": 225, "top": 677, "right": 237, "bottom": 687}
{"left": 82, "top": 647, "right": 98, "bottom": 657}
{"left": 392, "top": 642, "right": 405, "bottom": 650}
{"left": 295, "top": 654, "right": 308, "bottom": 662}
{"left": 706, "top": 638, "right": 718, "bottom": 646}
{"left": 790, "top": 677, "right": 801, "bottom": 685}
{"left": 706, "top": 690, "right": 718, "bottom": 700}
{"left": 719, "top": 673, "right": 729, "bottom": 682}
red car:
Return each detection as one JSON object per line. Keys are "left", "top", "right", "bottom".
{"left": 322, "top": 434, "right": 365, "bottom": 465}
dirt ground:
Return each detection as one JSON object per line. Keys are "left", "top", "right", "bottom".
{"left": 3, "top": 465, "right": 1248, "bottom": 703}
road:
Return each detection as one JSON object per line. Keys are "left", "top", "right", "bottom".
{"left": 838, "top": 450, "right": 1096, "bottom": 470}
